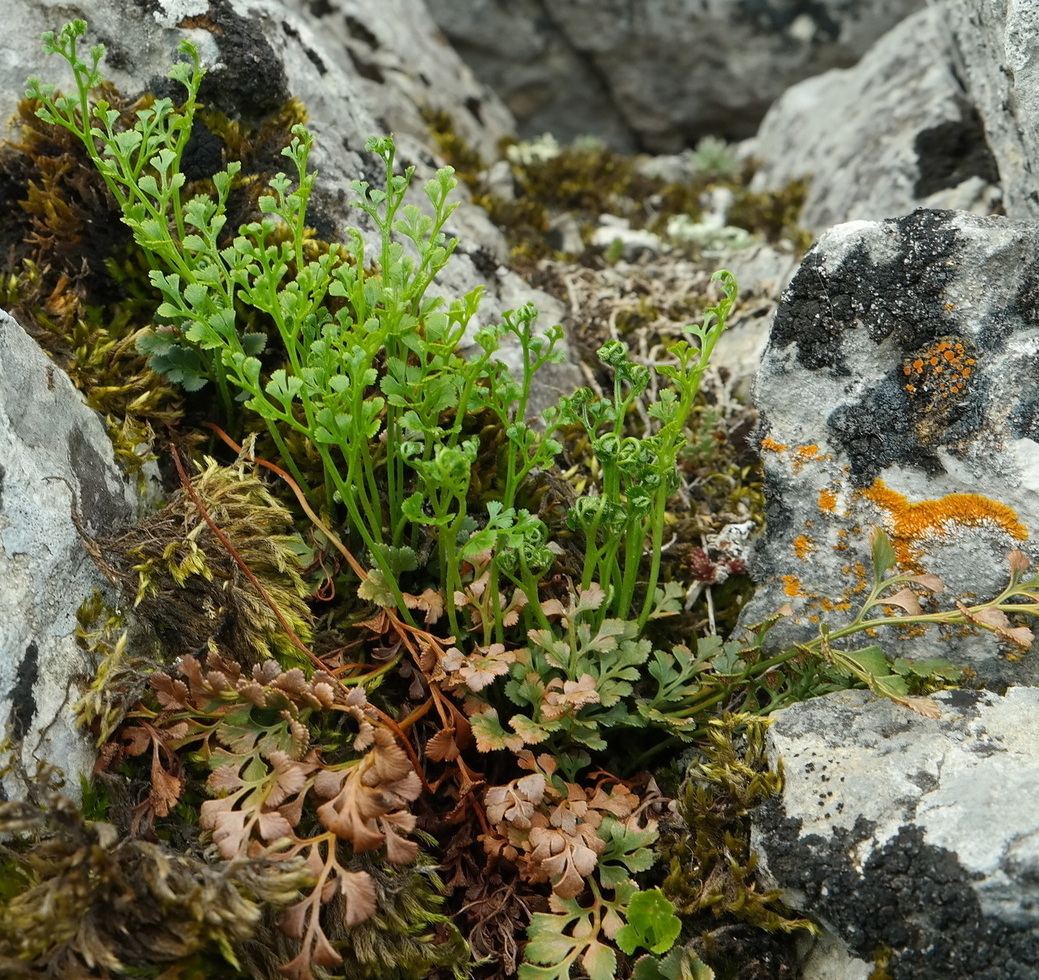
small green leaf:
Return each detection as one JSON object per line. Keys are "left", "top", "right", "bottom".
{"left": 832, "top": 645, "right": 889, "bottom": 680}
{"left": 892, "top": 656, "right": 962, "bottom": 680}
{"left": 523, "top": 932, "right": 578, "bottom": 966}
{"left": 470, "top": 710, "right": 521, "bottom": 753}
{"left": 615, "top": 889, "right": 682, "bottom": 956}
{"left": 519, "top": 964, "right": 572, "bottom": 980}
{"left": 871, "top": 526, "right": 898, "bottom": 582}
{"left": 356, "top": 569, "right": 397, "bottom": 609}
{"left": 240, "top": 333, "right": 267, "bottom": 356}
{"left": 867, "top": 672, "right": 910, "bottom": 700}
{"left": 266, "top": 369, "right": 303, "bottom": 404}
{"left": 632, "top": 948, "right": 716, "bottom": 980}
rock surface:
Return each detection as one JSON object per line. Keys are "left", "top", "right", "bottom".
{"left": 944, "top": 0, "right": 1039, "bottom": 224}
{"left": 749, "top": 4, "right": 1001, "bottom": 233}
{"left": 0, "top": 309, "right": 141, "bottom": 801}
{"left": 741, "top": 209, "right": 1039, "bottom": 688}
{"left": 754, "top": 687, "right": 1039, "bottom": 980}
{"left": 426, "top": 0, "right": 925, "bottom": 153}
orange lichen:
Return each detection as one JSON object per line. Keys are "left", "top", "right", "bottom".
{"left": 760, "top": 436, "right": 789, "bottom": 453}
{"left": 839, "top": 562, "right": 870, "bottom": 596}
{"left": 791, "top": 444, "right": 832, "bottom": 473}
{"left": 901, "top": 337, "right": 976, "bottom": 399}
{"left": 818, "top": 487, "right": 838, "bottom": 513}
{"left": 793, "top": 534, "right": 815, "bottom": 561}
{"left": 781, "top": 574, "right": 804, "bottom": 597}
{"left": 817, "top": 596, "right": 852, "bottom": 613}
{"left": 862, "top": 479, "right": 1028, "bottom": 568}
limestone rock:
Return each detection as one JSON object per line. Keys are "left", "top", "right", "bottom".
{"left": 426, "top": 0, "right": 925, "bottom": 153}
{"left": 749, "top": 4, "right": 1001, "bottom": 233}
{"left": 740, "top": 209, "right": 1039, "bottom": 688}
{"left": 0, "top": 309, "right": 141, "bottom": 801}
{"left": 944, "top": 0, "right": 1039, "bottom": 224}
{"left": 753, "top": 687, "right": 1039, "bottom": 980}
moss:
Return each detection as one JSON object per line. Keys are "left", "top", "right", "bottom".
{"left": 728, "top": 179, "right": 812, "bottom": 253}
{"left": 468, "top": 136, "right": 711, "bottom": 266}
{"left": 0, "top": 786, "right": 312, "bottom": 979}
{"left": 659, "top": 715, "right": 815, "bottom": 976}
{"left": 0, "top": 86, "right": 315, "bottom": 472}
{"left": 324, "top": 849, "right": 472, "bottom": 980}
{"left": 423, "top": 107, "right": 487, "bottom": 190}
{"left": 90, "top": 445, "right": 315, "bottom": 670}
{"left": 868, "top": 945, "right": 894, "bottom": 980}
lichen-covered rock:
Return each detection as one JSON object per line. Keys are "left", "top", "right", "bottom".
{"left": 749, "top": 5, "right": 1001, "bottom": 233}
{"left": 426, "top": 0, "right": 925, "bottom": 153}
{"left": 740, "top": 209, "right": 1039, "bottom": 687}
{"left": 753, "top": 687, "right": 1039, "bottom": 980}
{"left": 944, "top": 0, "right": 1039, "bottom": 225}
{"left": 0, "top": 309, "right": 141, "bottom": 801}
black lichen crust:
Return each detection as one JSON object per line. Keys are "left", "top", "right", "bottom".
{"left": 145, "top": 0, "right": 290, "bottom": 119}
{"left": 755, "top": 801, "right": 1039, "bottom": 980}
{"left": 914, "top": 101, "right": 1000, "bottom": 199}
{"left": 769, "top": 210, "right": 963, "bottom": 375}
{"left": 7, "top": 641, "right": 39, "bottom": 741}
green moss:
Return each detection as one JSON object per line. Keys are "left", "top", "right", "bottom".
{"left": 73, "top": 591, "right": 158, "bottom": 746}
{"left": 660, "top": 714, "right": 816, "bottom": 937}
{"left": 0, "top": 86, "right": 318, "bottom": 473}
{"left": 93, "top": 447, "right": 315, "bottom": 671}
{"left": 868, "top": 946, "right": 895, "bottom": 980}
{"left": 423, "top": 107, "right": 487, "bottom": 190}
{"left": 330, "top": 849, "right": 472, "bottom": 980}
{"left": 0, "top": 788, "right": 311, "bottom": 979}
{"left": 728, "top": 179, "right": 812, "bottom": 253}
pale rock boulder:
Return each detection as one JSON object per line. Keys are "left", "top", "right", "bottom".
{"left": 749, "top": 4, "right": 1001, "bottom": 233}
{"left": 944, "top": 0, "right": 1039, "bottom": 225}
{"left": 426, "top": 0, "right": 926, "bottom": 153}
{"left": 753, "top": 688, "right": 1039, "bottom": 980}
{"left": 740, "top": 210, "right": 1039, "bottom": 688}
{"left": 0, "top": 309, "right": 141, "bottom": 801}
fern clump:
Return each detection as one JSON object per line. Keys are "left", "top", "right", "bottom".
{"left": 17, "top": 19, "right": 1021, "bottom": 980}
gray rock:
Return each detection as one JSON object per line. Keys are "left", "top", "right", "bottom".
{"left": 753, "top": 687, "right": 1039, "bottom": 980}
{"left": 0, "top": 309, "right": 140, "bottom": 801}
{"left": 944, "top": 0, "right": 1039, "bottom": 224}
{"left": 424, "top": 0, "right": 638, "bottom": 151}
{"left": 750, "top": 4, "right": 1001, "bottom": 233}
{"left": 426, "top": 0, "right": 926, "bottom": 153}
{"left": 740, "top": 210, "right": 1039, "bottom": 688}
